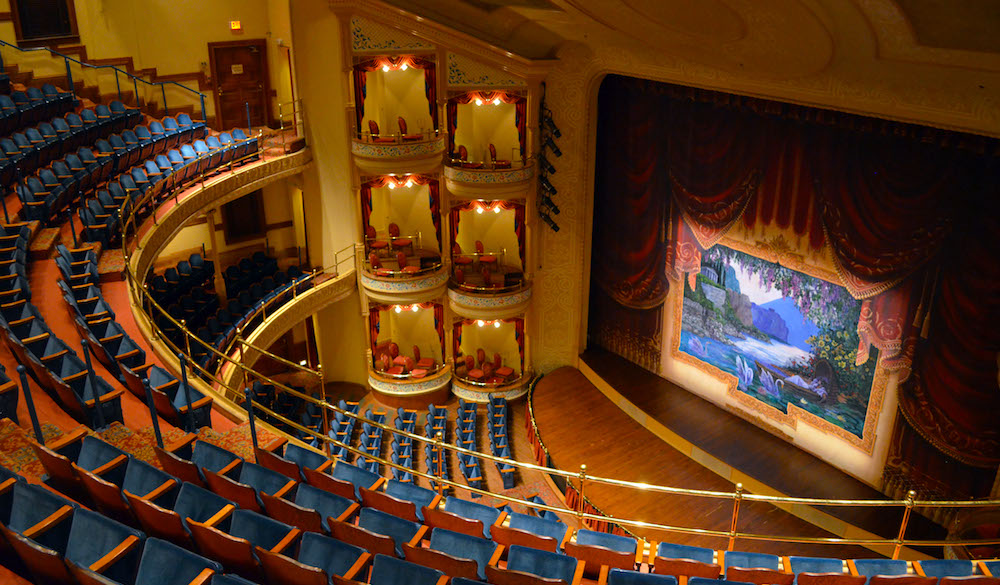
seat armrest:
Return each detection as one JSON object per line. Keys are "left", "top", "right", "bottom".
{"left": 343, "top": 551, "right": 372, "bottom": 581}
{"left": 204, "top": 504, "right": 236, "bottom": 527}
{"left": 165, "top": 432, "right": 198, "bottom": 454}
{"left": 47, "top": 426, "right": 89, "bottom": 451}
{"left": 89, "top": 535, "right": 141, "bottom": 572}
{"left": 189, "top": 567, "right": 215, "bottom": 585}
{"left": 269, "top": 528, "right": 301, "bottom": 554}
{"left": 91, "top": 454, "right": 129, "bottom": 476}
{"left": 408, "top": 524, "right": 430, "bottom": 547}
{"left": 23, "top": 504, "right": 74, "bottom": 539}
{"left": 142, "top": 478, "right": 178, "bottom": 501}
{"left": 271, "top": 479, "right": 297, "bottom": 499}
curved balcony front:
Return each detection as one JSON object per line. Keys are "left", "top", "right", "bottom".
{"left": 444, "top": 161, "right": 535, "bottom": 199}
{"left": 452, "top": 370, "right": 532, "bottom": 402}
{"left": 448, "top": 280, "right": 532, "bottom": 319}
{"left": 352, "top": 133, "right": 446, "bottom": 175}
{"left": 368, "top": 364, "right": 453, "bottom": 407}
{"left": 360, "top": 255, "right": 448, "bottom": 304}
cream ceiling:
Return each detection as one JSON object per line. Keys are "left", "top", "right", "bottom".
{"left": 379, "top": 0, "right": 1000, "bottom": 135}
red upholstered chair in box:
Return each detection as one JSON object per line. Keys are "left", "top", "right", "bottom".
{"left": 398, "top": 117, "right": 422, "bottom": 141}
{"left": 466, "top": 355, "right": 484, "bottom": 381}
{"left": 406, "top": 357, "right": 428, "bottom": 378}
{"left": 389, "top": 342, "right": 407, "bottom": 368}
{"left": 370, "top": 253, "right": 393, "bottom": 277}
{"left": 482, "top": 267, "right": 494, "bottom": 288}
{"left": 477, "top": 348, "right": 487, "bottom": 368}
{"left": 397, "top": 251, "right": 419, "bottom": 274}
{"left": 368, "top": 120, "right": 395, "bottom": 143}
{"left": 414, "top": 345, "right": 435, "bottom": 370}
{"left": 454, "top": 267, "right": 465, "bottom": 285}
{"left": 494, "top": 353, "right": 515, "bottom": 380}
{"left": 366, "top": 225, "right": 389, "bottom": 255}
{"left": 457, "top": 145, "right": 483, "bottom": 169}
{"left": 453, "top": 243, "right": 473, "bottom": 268}
{"left": 489, "top": 143, "right": 511, "bottom": 169}
{"left": 476, "top": 240, "right": 497, "bottom": 271}
{"left": 388, "top": 223, "right": 413, "bottom": 254}
{"left": 382, "top": 353, "right": 404, "bottom": 376}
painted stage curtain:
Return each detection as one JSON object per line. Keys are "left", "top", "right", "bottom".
{"left": 591, "top": 74, "right": 1000, "bottom": 478}
{"left": 353, "top": 56, "right": 437, "bottom": 137}
{"left": 446, "top": 91, "right": 526, "bottom": 159}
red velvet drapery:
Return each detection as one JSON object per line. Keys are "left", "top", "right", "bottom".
{"left": 368, "top": 307, "right": 381, "bottom": 360}
{"left": 592, "top": 74, "right": 1000, "bottom": 474}
{"left": 446, "top": 91, "right": 526, "bottom": 160}
{"left": 353, "top": 56, "right": 437, "bottom": 137}
{"left": 361, "top": 175, "right": 440, "bottom": 250}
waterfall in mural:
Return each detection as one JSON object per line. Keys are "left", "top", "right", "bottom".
{"left": 678, "top": 245, "right": 877, "bottom": 438}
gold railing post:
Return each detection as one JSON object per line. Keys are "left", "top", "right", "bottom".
{"left": 317, "top": 364, "right": 331, "bottom": 457}
{"left": 435, "top": 431, "right": 445, "bottom": 496}
{"left": 892, "top": 490, "right": 916, "bottom": 559}
{"left": 578, "top": 464, "right": 587, "bottom": 520}
{"left": 181, "top": 319, "right": 190, "bottom": 355}
{"left": 236, "top": 328, "right": 247, "bottom": 392}
{"left": 728, "top": 483, "right": 743, "bottom": 551}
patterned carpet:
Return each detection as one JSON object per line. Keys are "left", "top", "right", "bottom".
{"left": 198, "top": 421, "right": 284, "bottom": 461}
{"left": 0, "top": 418, "right": 64, "bottom": 481}
{"left": 98, "top": 422, "right": 188, "bottom": 469}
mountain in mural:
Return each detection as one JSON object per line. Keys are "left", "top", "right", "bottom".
{"left": 759, "top": 296, "right": 820, "bottom": 352}
{"left": 751, "top": 304, "right": 789, "bottom": 343}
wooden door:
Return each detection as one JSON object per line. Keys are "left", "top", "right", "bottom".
{"left": 209, "top": 39, "right": 270, "bottom": 130}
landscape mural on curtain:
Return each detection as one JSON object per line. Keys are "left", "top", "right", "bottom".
{"left": 679, "top": 244, "right": 877, "bottom": 438}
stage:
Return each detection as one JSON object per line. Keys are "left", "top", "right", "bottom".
{"left": 527, "top": 348, "right": 944, "bottom": 558}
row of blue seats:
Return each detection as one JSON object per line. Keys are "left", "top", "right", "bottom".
{"left": 0, "top": 224, "right": 28, "bottom": 423}
{"left": 56, "top": 244, "right": 213, "bottom": 433}
{"left": 356, "top": 409, "right": 387, "bottom": 475}
{"left": 390, "top": 409, "right": 417, "bottom": 483}
{"left": 20, "top": 110, "right": 184, "bottom": 224}
{"left": 78, "top": 126, "right": 256, "bottom": 244}
{"left": 244, "top": 379, "right": 315, "bottom": 439}
{"left": 425, "top": 405, "right": 450, "bottom": 491}
{"left": 0, "top": 101, "right": 137, "bottom": 188}
{"left": 0, "top": 233, "right": 123, "bottom": 429}
{"left": 455, "top": 400, "right": 485, "bottom": 493}
{"left": 148, "top": 251, "right": 214, "bottom": 307}
{"left": 184, "top": 268, "right": 311, "bottom": 371}
{"left": 223, "top": 251, "right": 280, "bottom": 298}
{"left": 487, "top": 395, "right": 515, "bottom": 489}
{"left": 330, "top": 399, "right": 361, "bottom": 459}
{"left": 0, "top": 84, "right": 77, "bottom": 136}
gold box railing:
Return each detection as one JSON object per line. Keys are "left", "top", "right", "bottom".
{"left": 116, "top": 105, "right": 1000, "bottom": 563}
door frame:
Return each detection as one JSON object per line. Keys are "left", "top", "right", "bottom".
{"left": 207, "top": 38, "right": 272, "bottom": 130}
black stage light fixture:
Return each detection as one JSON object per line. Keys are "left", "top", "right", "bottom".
{"left": 540, "top": 211, "right": 560, "bottom": 232}
{"left": 539, "top": 175, "right": 557, "bottom": 196}
{"left": 542, "top": 111, "right": 561, "bottom": 138}
{"left": 540, "top": 194, "right": 560, "bottom": 215}
{"left": 538, "top": 153, "right": 556, "bottom": 174}
{"left": 542, "top": 135, "right": 562, "bottom": 157}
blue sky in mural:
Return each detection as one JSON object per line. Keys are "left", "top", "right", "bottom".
{"left": 679, "top": 245, "right": 876, "bottom": 438}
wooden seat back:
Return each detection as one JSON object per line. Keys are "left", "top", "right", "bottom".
{"left": 257, "top": 546, "right": 328, "bottom": 585}
{"left": 255, "top": 447, "right": 301, "bottom": 481}
{"left": 486, "top": 564, "right": 571, "bottom": 585}
{"left": 653, "top": 557, "right": 722, "bottom": 580}
{"left": 261, "top": 492, "right": 323, "bottom": 534}
{"left": 328, "top": 518, "right": 397, "bottom": 558}
{"left": 2, "top": 526, "right": 75, "bottom": 585}
{"left": 798, "top": 573, "right": 868, "bottom": 585}
{"left": 492, "top": 523, "right": 559, "bottom": 553}
{"left": 203, "top": 469, "right": 261, "bottom": 513}
{"left": 75, "top": 464, "right": 133, "bottom": 523}
{"left": 564, "top": 540, "right": 635, "bottom": 576}
{"left": 124, "top": 490, "right": 191, "bottom": 548}
{"left": 403, "top": 542, "right": 481, "bottom": 580}
{"left": 303, "top": 467, "right": 357, "bottom": 501}
{"left": 361, "top": 487, "right": 419, "bottom": 522}
{"left": 187, "top": 520, "right": 260, "bottom": 581}
{"left": 727, "top": 567, "right": 795, "bottom": 585}
{"left": 154, "top": 445, "right": 205, "bottom": 487}
{"left": 422, "top": 505, "right": 486, "bottom": 539}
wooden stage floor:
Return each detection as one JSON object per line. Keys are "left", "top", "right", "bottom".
{"left": 529, "top": 348, "right": 945, "bottom": 558}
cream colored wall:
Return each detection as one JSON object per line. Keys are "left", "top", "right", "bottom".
{"left": 314, "top": 291, "right": 369, "bottom": 385}
{"left": 459, "top": 321, "right": 521, "bottom": 374}
{"left": 0, "top": 0, "right": 292, "bottom": 120}
{"left": 371, "top": 184, "right": 438, "bottom": 253}
{"left": 453, "top": 102, "right": 518, "bottom": 163}
{"left": 455, "top": 208, "right": 521, "bottom": 269}
{"left": 387, "top": 307, "right": 441, "bottom": 362}
{"left": 361, "top": 67, "right": 432, "bottom": 137}
{"left": 157, "top": 179, "right": 299, "bottom": 268}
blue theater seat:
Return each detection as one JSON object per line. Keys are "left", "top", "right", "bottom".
{"left": 489, "top": 544, "right": 584, "bottom": 585}
{"left": 369, "top": 553, "right": 447, "bottom": 585}
{"left": 564, "top": 528, "right": 639, "bottom": 577}
{"left": 330, "top": 506, "right": 426, "bottom": 558}
{"left": 188, "top": 509, "right": 300, "bottom": 582}
{"left": 257, "top": 530, "right": 370, "bottom": 585}
{"left": 609, "top": 570, "right": 679, "bottom": 585}
{"left": 403, "top": 526, "right": 501, "bottom": 581}
{"left": 653, "top": 541, "right": 721, "bottom": 580}
{"left": 126, "top": 480, "right": 236, "bottom": 549}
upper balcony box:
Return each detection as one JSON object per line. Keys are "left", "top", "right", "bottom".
{"left": 445, "top": 91, "right": 531, "bottom": 199}
{"left": 361, "top": 176, "right": 448, "bottom": 303}
{"left": 351, "top": 56, "right": 444, "bottom": 175}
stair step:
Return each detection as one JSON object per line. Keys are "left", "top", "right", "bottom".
{"left": 28, "top": 227, "right": 62, "bottom": 261}
{"left": 97, "top": 248, "right": 124, "bottom": 282}
{"left": 0, "top": 418, "right": 65, "bottom": 483}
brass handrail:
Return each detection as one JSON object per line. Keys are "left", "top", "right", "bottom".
{"left": 116, "top": 109, "right": 1000, "bottom": 558}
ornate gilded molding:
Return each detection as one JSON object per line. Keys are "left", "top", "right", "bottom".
{"left": 351, "top": 15, "right": 435, "bottom": 53}
{"left": 368, "top": 365, "right": 453, "bottom": 395}
{"left": 360, "top": 269, "right": 449, "bottom": 303}
{"left": 351, "top": 137, "right": 446, "bottom": 175}
{"left": 447, "top": 52, "right": 528, "bottom": 88}
{"left": 448, "top": 284, "right": 532, "bottom": 320}
{"left": 452, "top": 375, "right": 530, "bottom": 402}
{"left": 443, "top": 163, "right": 534, "bottom": 199}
